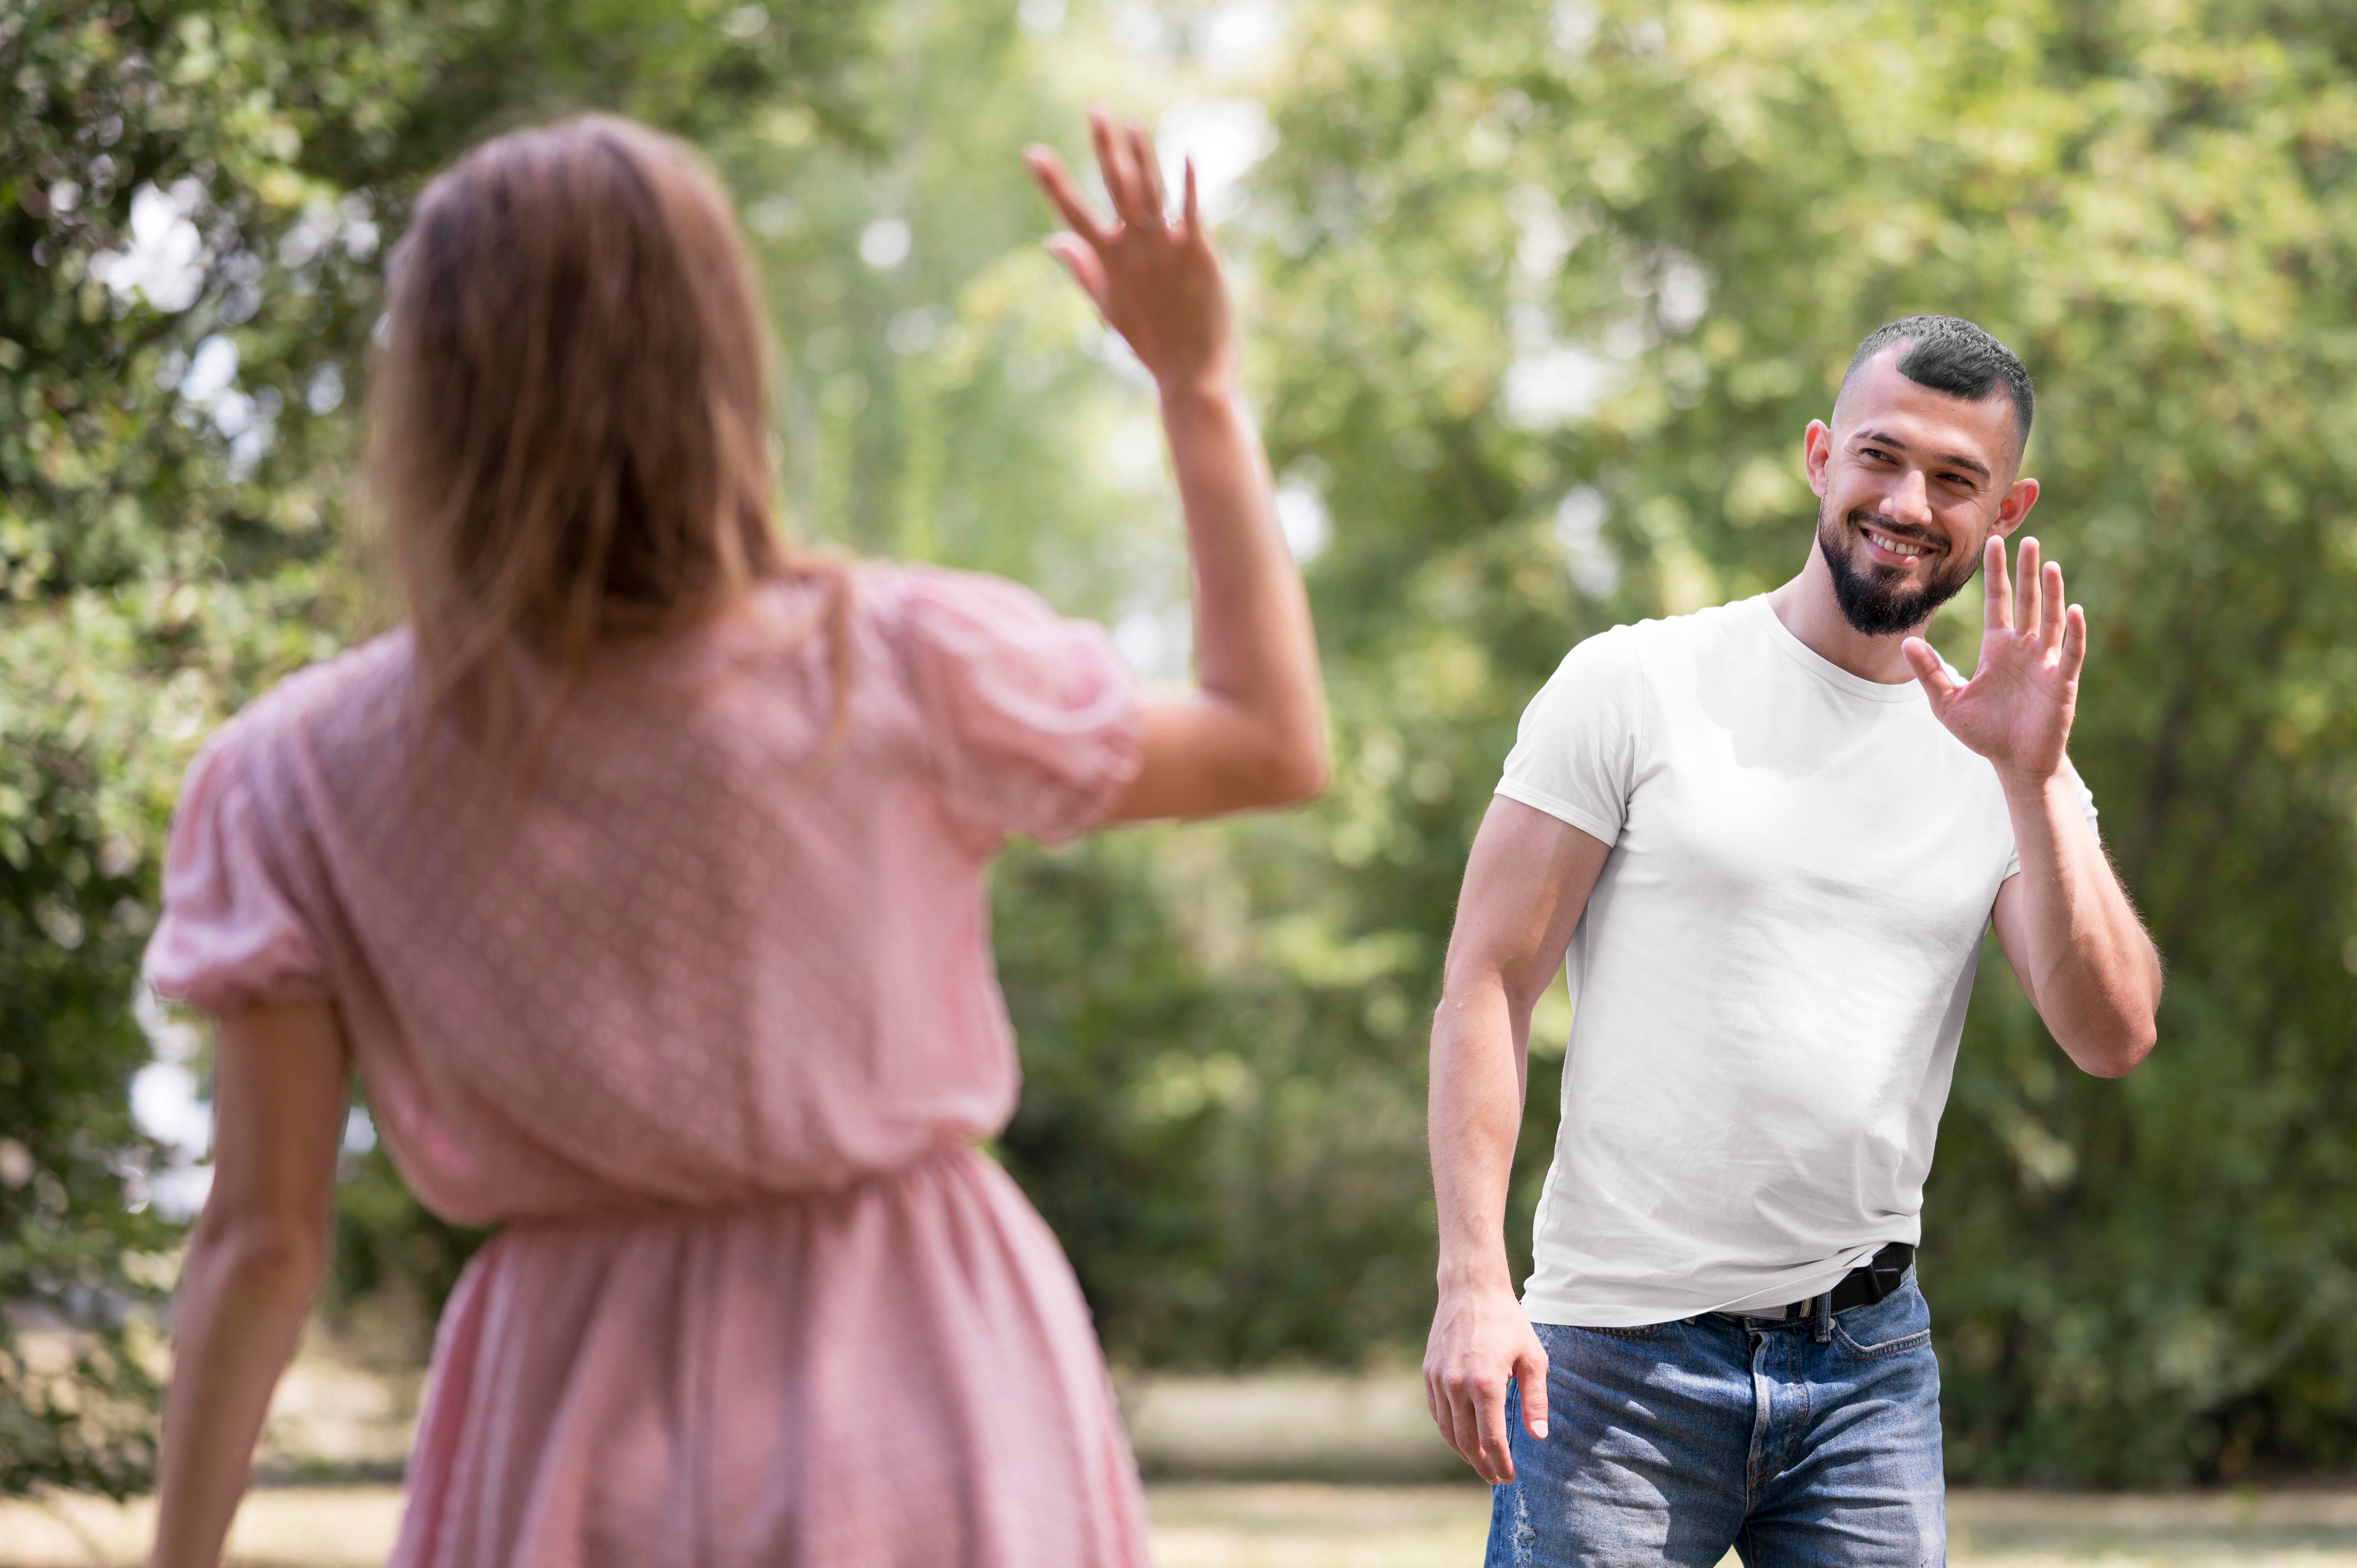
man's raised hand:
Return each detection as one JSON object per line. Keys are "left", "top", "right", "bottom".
{"left": 1024, "top": 109, "right": 1235, "bottom": 400}
{"left": 1902, "top": 535, "right": 2085, "bottom": 788}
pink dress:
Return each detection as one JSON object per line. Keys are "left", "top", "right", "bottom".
{"left": 143, "top": 566, "right": 1153, "bottom": 1567}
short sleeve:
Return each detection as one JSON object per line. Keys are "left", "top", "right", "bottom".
{"left": 142, "top": 726, "right": 329, "bottom": 1014}
{"left": 1495, "top": 626, "right": 1646, "bottom": 846}
{"left": 2000, "top": 768, "right": 2102, "bottom": 882}
{"left": 894, "top": 567, "right": 1145, "bottom": 847}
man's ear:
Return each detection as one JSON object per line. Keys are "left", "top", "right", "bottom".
{"left": 1990, "top": 475, "right": 2040, "bottom": 538}
{"left": 1803, "top": 419, "right": 1833, "bottom": 498}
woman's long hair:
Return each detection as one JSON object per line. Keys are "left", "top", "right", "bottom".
{"left": 366, "top": 114, "right": 845, "bottom": 763}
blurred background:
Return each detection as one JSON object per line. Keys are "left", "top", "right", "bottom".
{"left": 7, "top": 0, "right": 2357, "bottom": 1545}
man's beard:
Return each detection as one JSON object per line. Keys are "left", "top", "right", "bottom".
{"left": 1816, "top": 501, "right": 1979, "bottom": 637}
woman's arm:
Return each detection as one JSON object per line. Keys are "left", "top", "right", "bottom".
{"left": 149, "top": 1000, "right": 347, "bottom": 1568}
{"left": 1027, "top": 110, "right": 1326, "bottom": 822}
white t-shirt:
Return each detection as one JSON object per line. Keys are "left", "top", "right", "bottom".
{"left": 1495, "top": 595, "right": 2096, "bottom": 1326}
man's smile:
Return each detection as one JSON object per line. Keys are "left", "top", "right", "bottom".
{"left": 1857, "top": 518, "right": 1941, "bottom": 566}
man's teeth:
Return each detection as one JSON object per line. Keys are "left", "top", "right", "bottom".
{"left": 1865, "top": 528, "right": 1928, "bottom": 558}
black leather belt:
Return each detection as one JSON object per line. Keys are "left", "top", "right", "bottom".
{"left": 1719, "top": 1242, "right": 1914, "bottom": 1322}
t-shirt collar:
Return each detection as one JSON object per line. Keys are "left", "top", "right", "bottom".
{"left": 1746, "top": 595, "right": 1927, "bottom": 704}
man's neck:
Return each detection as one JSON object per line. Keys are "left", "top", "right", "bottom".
{"left": 1765, "top": 553, "right": 1923, "bottom": 685}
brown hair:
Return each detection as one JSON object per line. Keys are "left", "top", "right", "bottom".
{"left": 366, "top": 114, "right": 845, "bottom": 759}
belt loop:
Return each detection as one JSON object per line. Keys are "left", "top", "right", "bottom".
{"left": 1814, "top": 1290, "right": 1832, "bottom": 1343}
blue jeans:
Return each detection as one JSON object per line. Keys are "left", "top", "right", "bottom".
{"left": 1486, "top": 1274, "right": 1943, "bottom": 1568}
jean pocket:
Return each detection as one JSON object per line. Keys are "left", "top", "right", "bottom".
{"left": 1829, "top": 1311, "right": 1923, "bottom": 1358}
{"left": 1831, "top": 1319, "right": 1932, "bottom": 1359}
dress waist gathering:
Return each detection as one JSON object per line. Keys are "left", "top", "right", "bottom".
{"left": 489, "top": 1134, "right": 983, "bottom": 1236}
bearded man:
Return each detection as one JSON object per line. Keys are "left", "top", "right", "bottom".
{"left": 1424, "top": 316, "right": 2162, "bottom": 1567}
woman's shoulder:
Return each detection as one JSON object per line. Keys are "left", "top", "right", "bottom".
{"left": 840, "top": 560, "right": 1092, "bottom": 666}
{"left": 201, "top": 628, "right": 418, "bottom": 779}
{"left": 746, "top": 560, "right": 1084, "bottom": 697}
{"left": 816, "top": 560, "right": 1138, "bottom": 846}
{"left": 842, "top": 559, "right": 1056, "bottom": 624}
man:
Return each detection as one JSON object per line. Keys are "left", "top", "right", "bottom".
{"left": 1424, "top": 316, "right": 2162, "bottom": 1567}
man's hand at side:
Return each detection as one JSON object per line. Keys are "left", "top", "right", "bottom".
{"left": 1424, "top": 798, "right": 1610, "bottom": 1483}
{"left": 1426, "top": 1263, "right": 1552, "bottom": 1485}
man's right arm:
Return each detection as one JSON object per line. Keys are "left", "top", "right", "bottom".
{"left": 1425, "top": 797, "right": 1611, "bottom": 1484}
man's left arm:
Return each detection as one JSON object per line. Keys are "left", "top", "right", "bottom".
{"left": 1904, "top": 533, "right": 2161, "bottom": 1079}
{"left": 1989, "top": 766, "right": 2161, "bottom": 1076}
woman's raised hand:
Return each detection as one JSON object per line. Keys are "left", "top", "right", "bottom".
{"left": 1024, "top": 109, "right": 1324, "bottom": 822}
{"left": 1025, "top": 108, "right": 1235, "bottom": 399}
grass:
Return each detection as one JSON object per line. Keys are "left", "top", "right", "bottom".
{"left": 13, "top": 1484, "right": 2357, "bottom": 1568}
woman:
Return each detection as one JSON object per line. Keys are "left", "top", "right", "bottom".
{"left": 141, "top": 109, "right": 1322, "bottom": 1566}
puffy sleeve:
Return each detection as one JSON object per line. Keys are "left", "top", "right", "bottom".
{"left": 143, "top": 724, "right": 329, "bottom": 1014}
{"left": 1494, "top": 624, "right": 1647, "bottom": 847}
{"left": 894, "top": 567, "right": 1145, "bottom": 847}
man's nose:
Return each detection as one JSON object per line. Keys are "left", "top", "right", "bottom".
{"left": 1888, "top": 468, "right": 1935, "bottom": 528}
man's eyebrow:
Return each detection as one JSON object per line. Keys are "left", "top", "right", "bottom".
{"left": 1850, "top": 427, "right": 1992, "bottom": 482}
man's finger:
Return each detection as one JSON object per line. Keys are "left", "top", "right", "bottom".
{"left": 2040, "top": 561, "right": 2066, "bottom": 651}
{"left": 1023, "top": 147, "right": 1108, "bottom": 246}
{"left": 1983, "top": 534, "right": 2011, "bottom": 631}
{"left": 1475, "top": 1379, "right": 1516, "bottom": 1485}
{"left": 1443, "top": 1383, "right": 1481, "bottom": 1474}
{"left": 2014, "top": 535, "right": 2040, "bottom": 639}
{"left": 1901, "top": 637, "right": 1959, "bottom": 711}
{"left": 1182, "top": 155, "right": 1200, "bottom": 236}
{"left": 1423, "top": 1369, "right": 1449, "bottom": 1444}
{"left": 1428, "top": 1372, "right": 1467, "bottom": 1467}
{"left": 1515, "top": 1346, "right": 1550, "bottom": 1442}
{"left": 2061, "top": 603, "right": 2088, "bottom": 681}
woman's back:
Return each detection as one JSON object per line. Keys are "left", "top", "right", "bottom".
{"left": 151, "top": 566, "right": 1139, "bottom": 1216}
{"left": 152, "top": 567, "right": 1153, "bottom": 1565}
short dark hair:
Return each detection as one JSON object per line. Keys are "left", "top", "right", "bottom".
{"left": 1841, "top": 315, "right": 2034, "bottom": 450}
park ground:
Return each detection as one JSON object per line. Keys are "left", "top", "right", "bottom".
{"left": 10, "top": 1336, "right": 2357, "bottom": 1567}
{"left": 15, "top": 1483, "right": 2357, "bottom": 1568}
